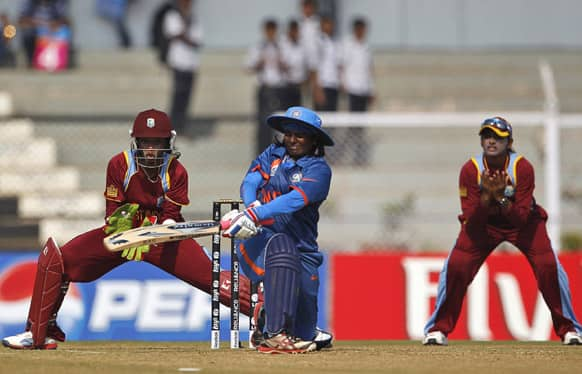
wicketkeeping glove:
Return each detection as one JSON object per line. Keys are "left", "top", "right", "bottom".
{"left": 121, "top": 216, "right": 158, "bottom": 261}
{"left": 220, "top": 209, "right": 260, "bottom": 239}
{"left": 104, "top": 203, "right": 139, "bottom": 235}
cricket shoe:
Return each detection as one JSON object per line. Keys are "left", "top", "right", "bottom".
{"left": 2, "top": 331, "right": 58, "bottom": 350}
{"left": 257, "top": 332, "right": 317, "bottom": 354}
{"left": 562, "top": 331, "right": 582, "bottom": 345}
{"left": 423, "top": 331, "right": 448, "bottom": 346}
{"left": 250, "top": 301, "right": 265, "bottom": 348}
{"left": 314, "top": 327, "right": 333, "bottom": 350}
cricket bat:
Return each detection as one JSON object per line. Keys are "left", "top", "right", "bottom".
{"left": 103, "top": 220, "right": 221, "bottom": 252}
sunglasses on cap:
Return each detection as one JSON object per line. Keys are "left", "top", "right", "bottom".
{"left": 479, "top": 117, "right": 512, "bottom": 138}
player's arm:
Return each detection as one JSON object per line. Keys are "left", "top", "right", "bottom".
{"left": 240, "top": 146, "right": 279, "bottom": 206}
{"left": 104, "top": 154, "right": 128, "bottom": 219}
{"left": 249, "top": 162, "right": 331, "bottom": 221}
{"left": 222, "top": 162, "right": 330, "bottom": 239}
{"left": 102, "top": 154, "right": 141, "bottom": 234}
{"left": 501, "top": 159, "right": 535, "bottom": 228}
{"left": 160, "top": 160, "right": 190, "bottom": 223}
{"left": 459, "top": 161, "right": 489, "bottom": 229}
{"left": 241, "top": 170, "right": 263, "bottom": 206}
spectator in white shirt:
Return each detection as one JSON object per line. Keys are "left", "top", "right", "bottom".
{"left": 314, "top": 15, "right": 340, "bottom": 111}
{"left": 245, "top": 18, "right": 286, "bottom": 155}
{"left": 280, "top": 19, "right": 309, "bottom": 108}
{"left": 298, "top": 0, "right": 320, "bottom": 106}
{"left": 340, "top": 17, "right": 374, "bottom": 165}
{"left": 163, "top": 0, "right": 202, "bottom": 136}
{"left": 341, "top": 17, "right": 374, "bottom": 111}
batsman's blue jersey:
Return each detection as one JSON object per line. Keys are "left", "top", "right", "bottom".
{"left": 241, "top": 144, "right": 331, "bottom": 251}
{"left": 237, "top": 144, "right": 331, "bottom": 280}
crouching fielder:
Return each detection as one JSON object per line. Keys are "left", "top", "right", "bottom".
{"left": 221, "top": 106, "right": 334, "bottom": 354}
{"left": 2, "top": 108, "right": 257, "bottom": 350}
{"left": 423, "top": 117, "right": 582, "bottom": 346}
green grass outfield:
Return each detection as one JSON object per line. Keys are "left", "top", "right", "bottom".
{"left": 1, "top": 340, "right": 579, "bottom": 374}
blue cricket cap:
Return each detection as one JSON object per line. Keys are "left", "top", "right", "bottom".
{"left": 267, "top": 106, "right": 334, "bottom": 146}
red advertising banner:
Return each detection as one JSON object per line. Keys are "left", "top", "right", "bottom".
{"left": 330, "top": 252, "right": 582, "bottom": 341}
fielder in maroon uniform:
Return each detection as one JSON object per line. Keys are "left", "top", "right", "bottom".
{"left": 423, "top": 116, "right": 582, "bottom": 345}
{"left": 2, "top": 108, "right": 257, "bottom": 350}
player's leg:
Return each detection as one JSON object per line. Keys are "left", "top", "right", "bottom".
{"left": 423, "top": 229, "right": 495, "bottom": 344}
{"left": 257, "top": 234, "right": 316, "bottom": 353}
{"left": 2, "top": 238, "right": 63, "bottom": 349}
{"left": 293, "top": 252, "right": 332, "bottom": 350}
{"left": 145, "top": 238, "right": 260, "bottom": 316}
{"left": 516, "top": 217, "right": 582, "bottom": 343}
{"left": 2, "top": 228, "right": 125, "bottom": 350}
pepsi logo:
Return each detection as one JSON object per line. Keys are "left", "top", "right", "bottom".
{"left": 0, "top": 260, "right": 84, "bottom": 334}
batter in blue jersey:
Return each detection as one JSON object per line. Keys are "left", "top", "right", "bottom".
{"left": 220, "top": 106, "right": 334, "bottom": 354}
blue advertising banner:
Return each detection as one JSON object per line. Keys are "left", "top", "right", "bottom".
{"left": 0, "top": 252, "right": 328, "bottom": 342}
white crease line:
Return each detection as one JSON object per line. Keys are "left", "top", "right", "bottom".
{"left": 61, "top": 350, "right": 104, "bottom": 354}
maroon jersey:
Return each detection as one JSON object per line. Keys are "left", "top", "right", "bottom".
{"left": 424, "top": 151, "right": 581, "bottom": 338}
{"left": 458, "top": 154, "right": 545, "bottom": 231}
{"left": 103, "top": 151, "right": 189, "bottom": 225}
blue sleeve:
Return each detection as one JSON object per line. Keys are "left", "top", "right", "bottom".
{"left": 247, "top": 145, "right": 276, "bottom": 174}
{"left": 240, "top": 170, "right": 263, "bottom": 206}
{"left": 252, "top": 190, "right": 306, "bottom": 220}
{"left": 249, "top": 159, "right": 332, "bottom": 221}
{"left": 292, "top": 162, "right": 331, "bottom": 203}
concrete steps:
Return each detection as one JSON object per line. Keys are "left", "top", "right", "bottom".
{"left": 0, "top": 167, "right": 80, "bottom": 195}
{"left": 19, "top": 191, "right": 104, "bottom": 219}
{"left": 39, "top": 218, "right": 104, "bottom": 247}
{"left": 2, "top": 50, "right": 582, "bottom": 118}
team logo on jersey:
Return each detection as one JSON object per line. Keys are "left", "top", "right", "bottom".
{"left": 290, "top": 172, "right": 302, "bottom": 183}
{"left": 106, "top": 184, "right": 119, "bottom": 198}
{"left": 147, "top": 118, "right": 155, "bottom": 128}
{"left": 270, "top": 164, "right": 280, "bottom": 176}
{"left": 459, "top": 186, "right": 467, "bottom": 198}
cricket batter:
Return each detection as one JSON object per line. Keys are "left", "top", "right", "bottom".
{"left": 2, "top": 108, "right": 257, "bottom": 350}
{"left": 423, "top": 116, "right": 582, "bottom": 345}
{"left": 220, "top": 106, "right": 334, "bottom": 353}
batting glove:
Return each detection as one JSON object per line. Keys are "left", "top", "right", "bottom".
{"left": 121, "top": 216, "right": 157, "bottom": 261}
{"left": 220, "top": 209, "right": 259, "bottom": 239}
{"left": 104, "top": 203, "right": 139, "bottom": 235}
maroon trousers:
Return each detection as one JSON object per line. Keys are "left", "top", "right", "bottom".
{"left": 61, "top": 227, "right": 252, "bottom": 314}
{"left": 426, "top": 216, "right": 579, "bottom": 338}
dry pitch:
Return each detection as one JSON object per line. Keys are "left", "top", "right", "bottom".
{"left": 1, "top": 340, "right": 579, "bottom": 374}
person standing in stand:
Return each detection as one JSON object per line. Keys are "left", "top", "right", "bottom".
{"left": 298, "top": 0, "right": 320, "bottom": 107}
{"left": 245, "top": 18, "right": 286, "bottom": 157}
{"left": 313, "top": 16, "right": 339, "bottom": 112}
{"left": 163, "top": 0, "right": 202, "bottom": 136}
{"left": 280, "top": 19, "right": 309, "bottom": 108}
{"left": 339, "top": 17, "right": 374, "bottom": 165}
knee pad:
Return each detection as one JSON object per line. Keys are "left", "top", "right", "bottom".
{"left": 28, "top": 237, "right": 66, "bottom": 347}
{"left": 263, "top": 234, "right": 301, "bottom": 335}
{"left": 265, "top": 233, "right": 300, "bottom": 272}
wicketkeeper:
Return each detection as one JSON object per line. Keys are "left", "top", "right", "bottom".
{"left": 2, "top": 109, "right": 258, "bottom": 350}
